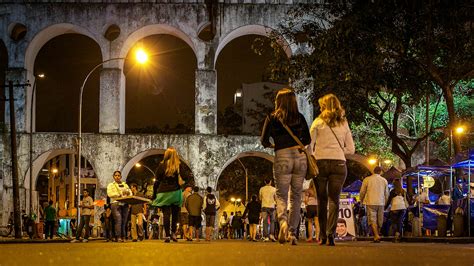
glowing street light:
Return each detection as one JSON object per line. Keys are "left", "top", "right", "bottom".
{"left": 135, "top": 49, "right": 148, "bottom": 64}
{"left": 77, "top": 50, "right": 149, "bottom": 222}
{"left": 368, "top": 158, "right": 378, "bottom": 166}
{"left": 455, "top": 126, "right": 465, "bottom": 135}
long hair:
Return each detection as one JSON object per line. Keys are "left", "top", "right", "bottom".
{"left": 272, "top": 88, "right": 300, "bottom": 126}
{"left": 162, "top": 147, "right": 180, "bottom": 176}
{"left": 393, "top": 178, "right": 404, "bottom": 196}
{"left": 318, "top": 93, "right": 346, "bottom": 127}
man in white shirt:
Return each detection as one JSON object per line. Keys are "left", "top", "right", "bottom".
{"left": 71, "top": 189, "right": 94, "bottom": 243}
{"left": 360, "top": 166, "right": 388, "bottom": 242}
{"left": 259, "top": 178, "right": 277, "bottom": 242}
{"left": 438, "top": 191, "right": 451, "bottom": 205}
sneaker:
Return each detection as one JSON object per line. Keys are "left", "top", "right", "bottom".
{"left": 269, "top": 235, "right": 276, "bottom": 242}
{"left": 164, "top": 237, "right": 170, "bottom": 243}
{"left": 262, "top": 237, "right": 269, "bottom": 242}
{"left": 327, "top": 235, "right": 335, "bottom": 246}
{"left": 82, "top": 239, "right": 88, "bottom": 243}
{"left": 70, "top": 239, "right": 80, "bottom": 243}
{"left": 289, "top": 234, "right": 297, "bottom": 245}
{"left": 118, "top": 238, "right": 124, "bottom": 242}
{"left": 278, "top": 221, "right": 288, "bottom": 244}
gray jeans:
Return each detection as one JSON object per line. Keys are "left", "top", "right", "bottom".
{"left": 315, "top": 159, "right": 347, "bottom": 239}
{"left": 273, "top": 148, "right": 306, "bottom": 235}
{"left": 261, "top": 207, "right": 275, "bottom": 237}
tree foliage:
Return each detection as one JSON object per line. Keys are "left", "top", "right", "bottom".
{"left": 263, "top": 0, "right": 473, "bottom": 167}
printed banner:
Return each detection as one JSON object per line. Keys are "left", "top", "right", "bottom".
{"left": 336, "top": 198, "right": 356, "bottom": 240}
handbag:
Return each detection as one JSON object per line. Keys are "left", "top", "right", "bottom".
{"left": 279, "top": 119, "right": 318, "bottom": 180}
{"left": 178, "top": 170, "right": 185, "bottom": 186}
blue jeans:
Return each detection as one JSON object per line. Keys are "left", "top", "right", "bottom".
{"left": 273, "top": 148, "right": 307, "bottom": 235}
{"left": 261, "top": 207, "right": 275, "bottom": 237}
{"left": 111, "top": 203, "right": 129, "bottom": 239}
{"left": 315, "top": 159, "right": 347, "bottom": 239}
{"left": 389, "top": 209, "right": 406, "bottom": 236}
{"left": 76, "top": 215, "right": 91, "bottom": 240}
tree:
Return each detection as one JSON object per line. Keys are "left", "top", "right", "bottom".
{"left": 263, "top": 0, "right": 473, "bottom": 167}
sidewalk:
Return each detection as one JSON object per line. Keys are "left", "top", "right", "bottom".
{"left": 1, "top": 236, "right": 474, "bottom": 244}
{"left": 0, "top": 236, "right": 104, "bottom": 244}
{"left": 355, "top": 236, "right": 474, "bottom": 244}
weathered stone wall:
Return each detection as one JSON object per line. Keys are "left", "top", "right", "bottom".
{"left": 0, "top": 2, "right": 317, "bottom": 223}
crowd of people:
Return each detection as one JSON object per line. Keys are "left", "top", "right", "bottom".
{"left": 18, "top": 88, "right": 352, "bottom": 245}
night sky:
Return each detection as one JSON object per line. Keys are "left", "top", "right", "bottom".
{"left": 29, "top": 33, "right": 280, "bottom": 133}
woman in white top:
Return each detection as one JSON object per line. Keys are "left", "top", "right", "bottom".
{"left": 385, "top": 178, "right": 408, "bottom": 242}
{"left": 304, "top": 180, "right": 319, "bottom": 243}
{"left": 106, "top": 170, "right": 131, "bottom": 242}
{"left": 310, "top": 94, "right": 355, "bottom": 246}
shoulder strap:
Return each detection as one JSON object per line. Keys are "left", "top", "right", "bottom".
{"left": 327, "top": 124, "right": 344, "bottom": 151}
{"left": 278, "top": 118, "right": 305, "bottom": 149}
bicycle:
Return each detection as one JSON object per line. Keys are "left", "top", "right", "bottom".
{"left": 0, "top": 223, "right": 13, "bottom": 237}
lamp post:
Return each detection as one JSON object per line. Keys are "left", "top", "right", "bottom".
{"left": 77, "top": 50, "right": 148, "bottom": 222}
{"left": 236, "top": 158, "right": 248, "bottom": 202}
{"left": 29, "top": 73, "right": 45, "bottom": 217}
{"left": 230, "top": 197, "right": 241, "bottom": 213}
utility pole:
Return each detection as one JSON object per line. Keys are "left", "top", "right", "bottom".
{"left": 1, "top": 81, "right": 30, "bottom": 239}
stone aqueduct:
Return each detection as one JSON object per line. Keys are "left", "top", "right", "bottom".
{"left": 0, "top": 1, "right": 370, "bottom": 225}
{"left": 0, "top": 1, "right": 322, "bottom": 223}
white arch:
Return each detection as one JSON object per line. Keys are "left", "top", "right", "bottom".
{"left": 119, "top": 24, "right": 197, "bottom": 64}
{"left": 121, "top": 149, "right": 193, "bottom": 179}
{"left": 24, "top": 23, "right": 101, "bottom": 132}
{"left": 23, "top": 149, "right": 99, "bottom": 190}
{"left": 23, "top": 149, "right": 73, "bottom": 190}
{"left": 215, "top": 151, "right": 274, "bottom": 190}
{"left": 214, "top": 25, "right": 292, "bottom": 66}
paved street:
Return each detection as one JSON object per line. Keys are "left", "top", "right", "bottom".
{"left": 0, "top": 240, "right": 473, "bottom": 266}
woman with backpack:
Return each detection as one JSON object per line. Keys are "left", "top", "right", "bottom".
{"left": 385, "top": 178, "right": 409, "bottom": 242}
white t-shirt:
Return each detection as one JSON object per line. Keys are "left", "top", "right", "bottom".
{"left": 81, "top": 196, "right": 94, "bottom": 216}
{"left": 259, "top": 185, "right": 276, "bottom": 208}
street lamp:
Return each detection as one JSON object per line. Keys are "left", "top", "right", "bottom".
{"left": 29, "top": 73, "right": 45, "bottom": 217}
{"left": 230, "top": 197, "right": 241, "bottom": 213}
{"left": 236, "top": 158, "right": 248, "bottom": 202}
{"left": 449, "top": 125, "right": 467, "bottom": 163}
{"left": 77, "top": 49, "right": 148, "bottom": 221}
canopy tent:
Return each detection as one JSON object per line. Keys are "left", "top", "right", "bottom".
{"left": 342, "top": 180, "right": 362, "bottom": 193}
{"left": 451, "top": 151, "right": 473, "bottom": 237}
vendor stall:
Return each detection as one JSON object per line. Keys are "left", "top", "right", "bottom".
{"left": 451, "top": 152, "right": 474, "bottom": 236}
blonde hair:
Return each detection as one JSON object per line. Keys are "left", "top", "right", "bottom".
{"left": 318, "top": 93, "right": 346, "bottom": 127}
{"left": 162, "top": 147, "right": 180, "bottom": 176}
{"left": 272, "top": 88, "right": 300, "bottom": 126}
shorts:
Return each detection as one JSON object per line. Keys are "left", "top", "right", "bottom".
{"left": 306, "top": 205, "right": 318, "bottom": 219}
{"left": 205, "top": 214, "right": 215, "bottom": 227}
{"left": 188, "top": 215, "right": 202, "bottom": 228}
{"left": 366, "top": 205, "right": 384, "bottom": 228}
{"left": 180, "top": 212, "right": 189, "bottom": 225}
{"left": 248, "top": 216, "right": 259, "bottom": 225}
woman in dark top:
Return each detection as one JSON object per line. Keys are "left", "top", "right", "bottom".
{"left": 243, "top": 194, "right": 262, "bottom": 242}
{"left": 152, "top": 147, "right": 183, "bottom": 243}
{"left": 261, "top": 88, "right": 311, "bottom": 245}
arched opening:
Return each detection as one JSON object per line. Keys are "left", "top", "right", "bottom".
{"left": 32, "top": 152, "right": 97, "bottom": 221}
{"left": 34, "top": 33, "right": 102, "bottom": 132}
{"left": 124, "top": 34, "right": 196, "bottom": 134}
{"left": 216, "top": 34, "right": 288, "bottom": 135}
{"left": 124, "top": 150, "right": 195, "bottom": 198}
{"left": 0, "top": 40, "right": 7, "bottom": 129}
{"left": 216, "top": 152, "right": 273, "bottom": 229}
